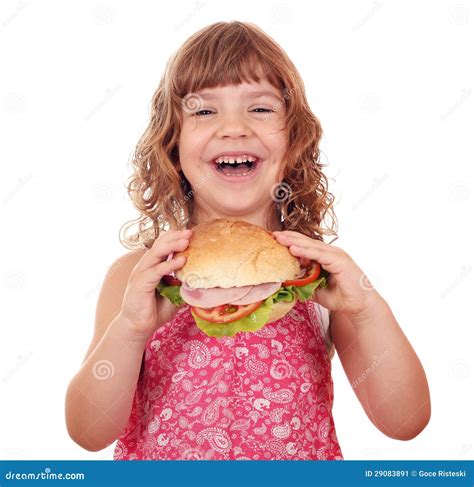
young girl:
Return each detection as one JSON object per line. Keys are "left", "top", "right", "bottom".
{"left": 65, "top": 21, "right": 430, "bottom": 460}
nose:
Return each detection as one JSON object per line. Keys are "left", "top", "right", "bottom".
{"left": 215, "top": 111, "right": 252, "bottom": 138}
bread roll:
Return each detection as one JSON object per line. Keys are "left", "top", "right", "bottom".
{"left": 175, "top": 219, "right": 300, "bottom": 289}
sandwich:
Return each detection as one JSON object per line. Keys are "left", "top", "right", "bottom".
{"left": 157, "top": 219, "right": 329, "bottom": 337}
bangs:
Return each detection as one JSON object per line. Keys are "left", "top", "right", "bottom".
{"left": 171, "top": 23, "right": 286, "bottom": 97}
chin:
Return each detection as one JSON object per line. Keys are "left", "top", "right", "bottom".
{"left": 209, "top": 195, "right": 261, "bottom": 214}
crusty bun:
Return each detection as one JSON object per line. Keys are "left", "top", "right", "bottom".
{"left": 267, "top": 299, "right": 296, "bottom": 323}
{"left": 175, "top": 219, "right": 300, "bottom": 289}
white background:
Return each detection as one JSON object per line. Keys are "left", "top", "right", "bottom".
{"left": 0, "top": 0, "right": 472, "bottom": 460}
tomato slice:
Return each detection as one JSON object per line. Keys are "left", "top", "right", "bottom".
{"left": 283, "top": 261, "right": 321, "bottom": 287}
{"left": 161, "top": 274, "right": 182, "bottom": 286}
{"left": 192, "top": 301, "right": 263, "bottom": 323}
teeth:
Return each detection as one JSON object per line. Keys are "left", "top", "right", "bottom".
{"left": 214, "top": 155, "right": 257, "bottom": 164}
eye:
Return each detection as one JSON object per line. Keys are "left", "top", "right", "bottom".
{"left": 193, "top": 110, "right": 214, "bottom": 116}
{"left": 252, "top": 108, "right": 274, "bottom": 113}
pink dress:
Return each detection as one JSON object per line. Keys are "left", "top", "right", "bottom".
{"left": 113, "top": 299, "right": 343, "bottom": 460}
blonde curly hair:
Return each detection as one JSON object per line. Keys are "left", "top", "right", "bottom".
{"left": 119, "top": 21, "right": 339, "bottom": 250}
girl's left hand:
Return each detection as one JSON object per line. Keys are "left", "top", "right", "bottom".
{"left": 272, "top": 230, "right": 378, "bottom": 317}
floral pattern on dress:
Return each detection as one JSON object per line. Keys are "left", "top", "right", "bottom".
{"left": 113, "top": 299, "right": 343, "bottom": 460}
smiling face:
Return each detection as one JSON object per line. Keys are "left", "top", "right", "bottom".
{"left": 178, "top": 79, "right": 288, "bottom": 229}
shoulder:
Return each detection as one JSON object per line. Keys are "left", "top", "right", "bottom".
{"left": 81, "top": 248, "right": 149, "bottom": 365}
{"left": 109, "top": 248, "right": 147, "bottom": 277}
{"left": 99, "top": 248, "right": 151, "bottom": 320}
{"left": 115, "top": 246, "right": 148, "bottom": 266}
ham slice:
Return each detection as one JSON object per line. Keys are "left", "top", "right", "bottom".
{"left": 229, "top": 282, "right": 282, "bottom": 305}
{"left": 180, "top": 281, "right": 282, "bottom": 308}
{"left": 180, "top": 282, "right": 252, "bottom": 308}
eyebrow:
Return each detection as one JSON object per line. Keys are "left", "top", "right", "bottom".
{"left": 198, "top": 89, "right": 282, "bottom": 101}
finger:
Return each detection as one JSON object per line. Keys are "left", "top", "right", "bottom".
{"left": 138, "top": 236, "right": 190, "bottom": 271}
{"left": 272, "top": 230, "right": 305, "bottom": 241}
{"left": 157, "top": 228, "right": 193, "bottom": 244}
{"left": 156, "top": 255, "right": 187, "bottom": 278}
{"left": 287, "top": 244, "right": 342, "bottom": 271}
{"left": 274, "top": 233, "right": 335, "bottom": 256}
{"left": 141, "top": 255, "right": 187, "bottom": 288}
{"left": 272, "top": 230, "right": 313, "bottom": 241}
{"left": 273, "top": 232, "right": 328, "bottom": 248}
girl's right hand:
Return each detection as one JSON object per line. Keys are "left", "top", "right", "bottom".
{"left": 119, "top": 228, "right": 192, "bottom": 340}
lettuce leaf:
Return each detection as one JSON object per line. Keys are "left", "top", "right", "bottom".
{"left": 156, "top": 282, "right": 185, "bottom": 306}
{"left": 284, "top": 275, "right": 328, "bottom": 302}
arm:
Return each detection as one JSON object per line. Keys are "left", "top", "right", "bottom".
{"left": 65, "top": 249, "right": 180, "bottom": 451}
{"left": 272, "top": 230, "right": 431, "bottom": 440}
{"left": 65, "top": 313, "right": 149, "bottom": 452}
{"left": 330, "top": 292, "right": 431, "bottom": 440}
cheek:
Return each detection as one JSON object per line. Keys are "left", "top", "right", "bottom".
{"left": 180, "top": 122, "right": 212, "bottom": 151}
{"left": 273, "top": 146, "right": 288, "bottom": 181}
{"left": 179, "top": 127, "right": 206, "bottom": 167}
{"left": 264, "top": 129, "right": 287, "bottom": 162}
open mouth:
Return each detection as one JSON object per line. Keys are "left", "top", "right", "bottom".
{"left": 212, "top": 156, "right": 261, "bottom": 177}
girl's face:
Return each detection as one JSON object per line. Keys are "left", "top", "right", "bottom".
{"left": 178, "top": 80, "right": 287, "bottom": 223}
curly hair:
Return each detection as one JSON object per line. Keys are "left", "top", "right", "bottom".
{"left": 119, "top": 21, "right": 339, "bottom": 250}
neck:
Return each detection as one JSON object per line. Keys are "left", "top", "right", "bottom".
{"left": 189, "top": 201, "right": 283, "bottom": 232}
